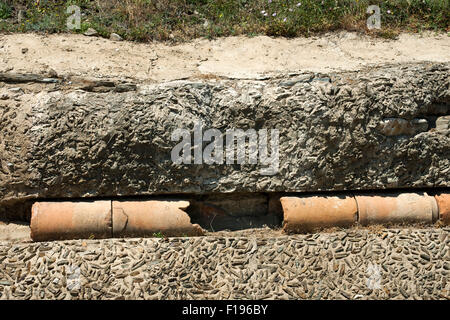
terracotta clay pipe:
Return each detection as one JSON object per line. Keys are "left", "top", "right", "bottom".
{"left": 281, "top": 195, "right": 358, "bottom": 233}
{"left": 31, "top": 200, "right": 204, "bottom": 241}
{"left": 30, "top": 201, "right": 112, "bottom": 241}
{"left": 435, "top": 193, "right": 450, "bottom": 225}
{"left": 355, "top": 192, "right": 438, "bottom": 226}
{"left": 112, "top": 200, "right": 204, "bottom": 238}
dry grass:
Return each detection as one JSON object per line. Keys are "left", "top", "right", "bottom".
{"left": 0, "top": 0, "right": 448, "bottom": 42}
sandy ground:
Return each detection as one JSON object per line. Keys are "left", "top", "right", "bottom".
{"left": 0, "top": 31, "right": 448, "bottom": 82}
{"left": 0, "top": 221, "right": 31, "bottom": 242}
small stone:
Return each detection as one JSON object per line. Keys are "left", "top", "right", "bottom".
{"left": 399, "top": 287, "right": 410, "bottom": 298}
{"left": 436, "top": 116, "right": 450, "bottom": 131}
{"left": 110, "top": 33, "right": 123, "bottom": 41}
{"left": 48, "top": 68, "right": 58, "bottom": 78}
{"left": 340, "top": 290, "right": 351, "bottom": 299}
{"left": 21, "top": 48, "right": 28, "bottom": 54}
{"left": 9, "top": 87, "right": 23, "bottom": 93}
{"left": 420, "top": 253, "right": 431, "bottom": 261}
{"left": 70, "top": 290, "right": 79, "bottom": 296}
{"left": 83, "top": 28, "right": 98, "bottom": 36}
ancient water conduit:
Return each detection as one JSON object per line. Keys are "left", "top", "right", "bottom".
{"left": 1, "top": 188, "right": 447, "bottom": 241}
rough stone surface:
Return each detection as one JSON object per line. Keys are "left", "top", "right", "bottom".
{"left": 436, "top": 115, "right": 450, "bottom": 131}
{"left": 83, "top": 28, "right": 98, "bottom": 37}
{"left": 0, "top": 62, "right": 449, "bottom": 219}
{"left": 109, "top": 33, "right": 123, "bottom": 41}
{"left": 0, "top": 228, "right": 448, "bottom": 300}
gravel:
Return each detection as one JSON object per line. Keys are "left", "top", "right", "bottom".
{"left": 0, "top": 228, "right": 448, "bottom": 300}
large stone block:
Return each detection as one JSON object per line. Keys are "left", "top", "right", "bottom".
{"left": 0, "top": 63, "right": 449, "bottom": 219}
